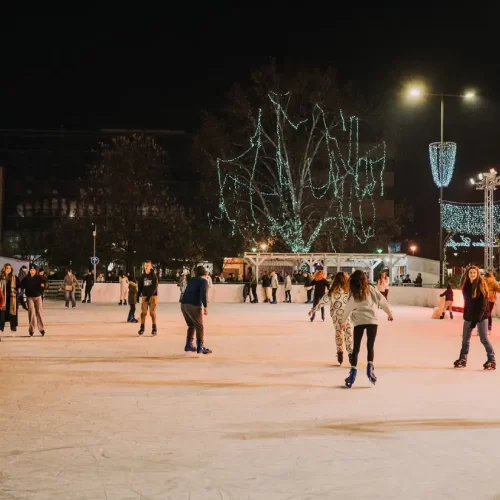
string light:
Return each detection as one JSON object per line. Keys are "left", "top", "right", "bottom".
{"left": 442, "top": 201, "right": 500, "bottom": 235}
{"left": 215, "top": 92, "right": 386, "bottom": 252}
{"left": 429, "top": 142, "right": 457, "bottom": 187}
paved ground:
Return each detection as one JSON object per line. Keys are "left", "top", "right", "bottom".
{"left": 1, "top": 302, "right": 500, "bottom": 499}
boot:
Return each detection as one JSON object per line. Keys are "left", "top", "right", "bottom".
{"left": 310, "top": 313, "right": 315, "bottom": 322}
{"left": 119, "top": 300, "right": 123, "bottom": 305}
{"left": 440, "top": 313, "right": 444, "bottom": 319}
{"left": 151, "top": 324, "right": 157, "bottom": 336}
{"left": 450, "top": 312, "right": 453, "bottom": 319}
{"left": 127, "top": 311, "right": 133, "bottom": 322}
{"left": 345, "top": 367, "right": 357, "bottom": 388}
{"left": 337, "top": 350, "right": 343, "bottom": 365}
{"left": 367, "top": 361, "right": 377, "bottom": 385}
{"left": 184, "top": 337, "right": 196, "bottom": 352}
{"left": 321, "top": 309, "right": 325, "bottom": 321}
{"left": 131, "top": 318, "right": 138, "bottom": 323}
{"left": 124, "top": 300, "right": 127, "bottom": 306}
{"left": 197, "top": 341, "right": 212, "bottom": 354}
{"left": 138, "top": 324, "right": 145, "bottom": 336}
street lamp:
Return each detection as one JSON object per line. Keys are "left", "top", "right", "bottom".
{"left": 92, "top": 223, "right": 97, "bottom": 278}
{"left": 406, "top": 85, "right": 476, "bottom": 287}
{"left": 410, "top": 245, "right": 417, "bottom": 256}
{"left": 260, "top": 243, "right": 268, "bottom": 252}
{"left": 376, "top": 248, "right": 383, "bottom": 254}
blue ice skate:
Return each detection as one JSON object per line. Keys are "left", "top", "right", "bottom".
{"left": 345, "top": 367, "right": 357, "bottom": 388}
{"left": 367, "top": 362, "right": 377, "bottom": 385}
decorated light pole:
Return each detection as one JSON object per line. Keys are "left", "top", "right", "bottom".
{"left": 407, "top": 86, "right": 475, "bottom": 286}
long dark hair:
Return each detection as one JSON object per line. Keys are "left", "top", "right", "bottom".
{"left": 349, "top": 270, "right": 369, "bottom": 301}
{"left": 329, "top": 272, "right": 349, "bottom": 295}
{"left": 462, "top": 265, "right": 488, "bottom": 299}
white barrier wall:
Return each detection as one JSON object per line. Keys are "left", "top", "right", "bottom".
{"left": 87, "top": 284, "right": 500, "bottom": 316}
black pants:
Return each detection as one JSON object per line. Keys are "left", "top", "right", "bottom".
{"left": 306, "top": 289, "right": 312, "bottom": 302}
{"left": 311, "top": 294, "right": 324, "bottom": 318}
{"left": 272, "top": 288, "right": 277, "bottom": 303}
{"left": 181, "top": 304, "right": 204, "bottom": 344}
{"left": 84, "top": 287, "right": 92, "bottom": 302}
{"left": 351, "top": 324, "right": 378, "bottom": 367}
{"left": 285, "top": 290, "right": 291, "bottom": 302}
{"left": 251, "top": 284, "right": 258, "bottom": 302}
{"left": 0, "top": 299, "right": 18, "bottom": 331}
{"left": 129, "top": 302, "right": 136, "bottom": 318}
{"left": 489, "top": 301, "right": 495, "bottom": 329}
{"left": 382, "top": 290, "right": 389, "bottom": 301}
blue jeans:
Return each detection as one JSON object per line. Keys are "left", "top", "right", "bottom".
{"left": 65, "top": 291, "right": 76, "bottom": 308}
{"left": 460, "top": 319, "right": 495, "bottom": 362}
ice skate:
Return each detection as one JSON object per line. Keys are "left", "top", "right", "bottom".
{"left": 184, "top": 337, "right": 196, "bottom": 352}
{"left": 118, "top": 300, "right": 122, "bottom": 305}
{"left": 345, "top": 367, "right": 357, "bottom": 388}
{"left": 124, "top": 300, "right": 127, "bottom": 306}
{"left": 151, "top": 324, "right": 158, "bottom": 336}
{"left": 367, "top": 362, "right": 377, "bottom": 385}
{"left": 197, "top": 342, "right": 212, "bottom": 354}
{"left": 450, "top": 313, "right": 453, "bottom": 319}
{"left": 453, "top": 359, "right": 466, "bottom": 368}
{"left": 28, "top": 330, "right": 34, "bottom": 337}
{"left": 130, "top": 318, "right": 138, "bottom": 323}
{"left": 484, "top": 360, "right": 496, "bottom": 370}
{"left": 138, "top": 324, "right": 145, "bottom": 336}
{"left": 440, "top": 313, "right": 444, "bottom": 319}
{"left": 310, "top": 313, "right": 315, "bottom": 322}
{"left": 337, "top": 350, "right": 343, "bottom": 365}
{"left": 40, "top": 330, "right": 45, "bottom": 336}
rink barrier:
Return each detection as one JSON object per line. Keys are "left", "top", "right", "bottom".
{"left": 83, "top": 283, "right": 499, "bottom": 317}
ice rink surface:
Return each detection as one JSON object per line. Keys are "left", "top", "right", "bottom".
{"left": 2, "top": 301, "right": 500, "bottom": 500}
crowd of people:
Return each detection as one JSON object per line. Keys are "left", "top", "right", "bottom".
{"left": 2, "top": 260, "right": 499, "bottom": 383}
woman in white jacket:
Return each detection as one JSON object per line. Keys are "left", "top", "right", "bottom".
{"left": 309, "top": 272, "right": 353, "bottom": 365}
{"left": 119, "top": 272, "right": 129, "bottom": 305}
{"left": 342, "top": 270, "right": 393, "bottom": 388}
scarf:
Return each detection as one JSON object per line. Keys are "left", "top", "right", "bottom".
{"left": 0, "top": 273, "right": 17, "bottom": 314}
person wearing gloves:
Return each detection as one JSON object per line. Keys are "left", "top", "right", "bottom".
{"left": 454, "top": 266, "right": 495, "bottom": 370}
{"left": 342, "top": 270, "right": 393, "bottom": 388}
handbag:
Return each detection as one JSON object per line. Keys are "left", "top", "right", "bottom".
{"left": 65, "top": 285, "right": 73, "bottom": 291}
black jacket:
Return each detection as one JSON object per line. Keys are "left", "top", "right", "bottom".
{"left": 440, "top": 289, "right": 454, "bottom": 301}
{"left": 20, "top": 275, "right": 44, "bottom": 298}
{"left": 181, "top": 276, "right": 208, "bottom": 308}
{"left": 462, "top": 283, "right": 489, "bottom": 325}
{"left": 138, "top": 272, "right": 158, "bottom": 298}
{"left": 261, "top": 275, "right": 271, "bottom": 287}
{"left": 311, "top": 278, "right": 329, "bottom": 297}
{"left": 83, "top": 274, "right": 94, "bottom": 288}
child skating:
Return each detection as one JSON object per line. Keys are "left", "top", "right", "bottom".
{"left": 454, "top": 265, "right": 495, "bottom": 370}
{"left": 341, "top": 270, "right": 393, "bottom": 388}
{"left": 309, "top": 272, "right": 353, "bottom": 365}
{"left": 439, "top": 284, "right": 454, "bottom": 319}
{"left": 127, "top": 275, "right": 139, "bottom": 323}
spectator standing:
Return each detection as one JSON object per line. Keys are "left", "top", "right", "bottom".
{"left": 17, "top": 265, "right": 28, "bottom": 311}
{"left": 82, "top": 270, "right": 94, "bottom": 303}
{"left": 119, "top": 272, "right": 129, "bottom": 305}
{"left": 63, "top": 270, "right": 78, "bottom": 309}
{"left": 0, "top": 263, "right": 17, "bottom": 332}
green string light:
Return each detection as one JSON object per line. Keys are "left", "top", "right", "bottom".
{"left": 442, "top": 202, "right": 500, "bottom": 235}
{"left": 216, "top": 92, "right": 386, "bottom": 252}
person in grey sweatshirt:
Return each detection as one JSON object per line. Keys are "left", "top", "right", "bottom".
{"left": 341, "top": 270, "right": 393, "bottom": 388}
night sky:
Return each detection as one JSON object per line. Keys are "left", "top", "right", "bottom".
{"left": 2, "top": 9, "right": 500, "bottom": 257}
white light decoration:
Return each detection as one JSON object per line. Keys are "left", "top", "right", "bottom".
{"left": 442, "top": 202, "right": 500, "bottom": 235}
{"left": 429, "top": 142, "right": 457, "bottom": 188}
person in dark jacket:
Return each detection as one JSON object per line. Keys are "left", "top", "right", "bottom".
{"left": 454, "top": 266, "right": 495, "bottom": 369}
{"left": 137, "top": 261, "right": 158, "bottom": 336}
{"left": 309, "top": 269, "right": 329, "bottom": 322}
{"left": 439, "top": 284, "right": 454, "bottom": 319}
{"left": 261, "top": 272, "right": 272, "bottom": 303}
{"left": 127, "top": 275, "right": 138, "bottom": 323}
{"left": 304, "top": 272, "right": 313, "bottom": 304}
{"left": 20, "top": 267, "right": 45, "bottom": 336}
{"left": 82, "top": 270, "right": 94, "bottom": 303}
{"left": 180, "top": 265, "right": 212, "bottom": 354}
{"left": 17, "top": 265, "right": 28, "bottom": 311}
{"left": 38, "top": 269, "right": 48, "bottom": 301}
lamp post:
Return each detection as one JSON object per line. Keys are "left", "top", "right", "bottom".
{"left": 407, "top": 86, "right": 475, "bottom": 287}
{"left": 470, "top": 169, "right": 500, "bottom": 272}
{"left": 92, "top": 224, "right": 97, "bottom": 279}
{"left": 410, "top": 245, "right": 417, "bottom": 256}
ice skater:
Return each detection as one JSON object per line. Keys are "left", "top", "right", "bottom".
{"left": 0, "top": 263, "right": 18, "bottom": 333}
{"left": 342, "top": 270, "right": 393, "bottom": 388}
{"left": 377, "top": 271, "right": 389, "bottom": 301}
{"left": 454, "top": 265, "right": 496, "bottom": 370}
{"left": 180, "top": 265, "right": 212, "bottom": 354}
{"left": 20, "top": 266, "right": 46, "bottom": 336}
{"left": 127, "top": 275, "right": 139, "bottom": 323}
{"left": 439, "top": 284, "right": 454, "bottom": 319}
{"left": 309, "top": 269, "right": 329, "bottom": 322}
{"left": 137, "top": 261, "right": 158, "bottom": 336}
{"left": 483, "top": 272, "right": 500, "bottom": 332}
{"left": 309, "top": 272, "right": 353, "bottom": 365}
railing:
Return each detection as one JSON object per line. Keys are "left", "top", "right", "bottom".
{"left": 43, "top": 280, "right": 82, "bottom": 300}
